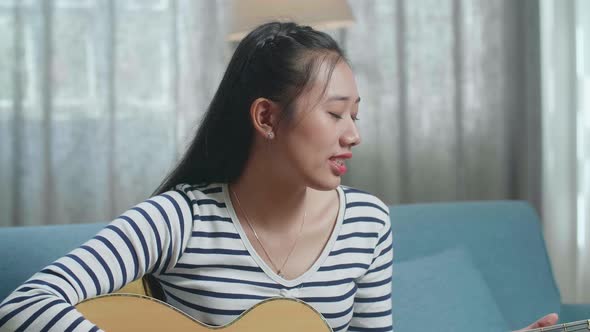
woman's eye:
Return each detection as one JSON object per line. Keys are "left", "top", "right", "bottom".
{"left": 329, "top": 112, "right": 359, "bottom": 121}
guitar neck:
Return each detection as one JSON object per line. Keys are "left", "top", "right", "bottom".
{"left": 526, "top": 319, "right": 590, "bottom": 332}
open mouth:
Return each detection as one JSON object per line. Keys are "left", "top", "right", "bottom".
{"left": 329, "top": 158, "right": 347, "bottom": 175}
{"left": 332, "top": 159, "right": 345, "bottom": 166}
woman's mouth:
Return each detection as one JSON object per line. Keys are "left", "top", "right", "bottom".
{"left": 329, "top": 158, "right": 348, "bottom": 176}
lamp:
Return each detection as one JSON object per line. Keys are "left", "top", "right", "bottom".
{"left": 228, "top": 0, "right": 355, "bottom": 41}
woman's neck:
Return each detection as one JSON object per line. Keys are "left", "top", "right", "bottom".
{"left": 229, "top": 156, "right": 308, "bottom": 231}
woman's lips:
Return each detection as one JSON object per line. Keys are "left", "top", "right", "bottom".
{"left": 329, "top": 158, "right": 348, "bottom": 175}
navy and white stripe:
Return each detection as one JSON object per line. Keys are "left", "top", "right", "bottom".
{"left": 0, "top": 183, "right": 392, "bottom": 332}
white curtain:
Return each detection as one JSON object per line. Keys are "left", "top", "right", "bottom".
{"left": 0, "top": 0, "right": 230, "bottom": 226}
{"left": 540, "top": 0, "right": 590, "bottom": 303}
{"left": 1, "top": 0, "right": 538, "bottom": 223}
{"left": 5, "top": 0, "right": 579, "bottom": 301}
{"left": 343, "top": 0, "right": 541, "bottom": 208}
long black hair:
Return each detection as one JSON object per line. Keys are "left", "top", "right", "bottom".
{"left": 153, "top": 21, "right": 346, "bottom": 195}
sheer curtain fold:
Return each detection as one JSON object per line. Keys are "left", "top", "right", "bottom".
{"left": 343, "top": 0, "right": 539, "bottom": 207}
{"left": 0, "top": 0, "right": 539, "bottom": 222}
{"left": 540, "top": 0, "right": 590, "bottom": 303}
{"left": 3, "top": 0, "right": 585, "bottom": 304}
{"left": 0, "top": 0, "right": 230, "bottom": 226}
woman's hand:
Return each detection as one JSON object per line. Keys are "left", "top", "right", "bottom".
{"left": 513, "top": 313, "right": 559, "bottom": 331}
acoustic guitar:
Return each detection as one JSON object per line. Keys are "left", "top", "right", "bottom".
{"left": 76, "top": 293, "right": 590, "bottom": 332}
{"left": 76, "top": 293, "right": 333, "bottom": 331}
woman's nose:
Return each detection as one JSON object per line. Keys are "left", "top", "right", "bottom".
{"left": 341, "top": 122, "right": 361, "bottom": 147}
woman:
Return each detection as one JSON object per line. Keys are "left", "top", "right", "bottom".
{"left": 0, "top": 21, "right": 556, "bottom": 332}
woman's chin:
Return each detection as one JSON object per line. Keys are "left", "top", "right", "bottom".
{"left": 307, "top": 175, "right": 342, "bottom": 191}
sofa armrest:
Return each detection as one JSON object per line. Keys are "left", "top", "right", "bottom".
{"left": 560, "top": 303, "right": 590, "bottom": 323}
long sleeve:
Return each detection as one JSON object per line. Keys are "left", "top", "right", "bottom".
{"left": 349, "top": 206, "right": 393, "bottom": 332}
{"left": 0, "top": 189, "right": 194, "bottom": 332}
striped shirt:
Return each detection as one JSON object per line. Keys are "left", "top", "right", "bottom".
{"left": 0, "top": 183, "right": 393, "bottom": 332}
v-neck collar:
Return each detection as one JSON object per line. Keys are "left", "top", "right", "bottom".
{"left": 221, "top": 183, "right": 345, "bottom": 288}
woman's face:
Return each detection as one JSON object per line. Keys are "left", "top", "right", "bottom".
{"left": 274, "top": 60, "right": 361, "bottom": 190}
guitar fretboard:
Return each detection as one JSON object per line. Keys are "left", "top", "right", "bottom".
{"left": 526, "top": 319, "right": 590, "bottom": 332}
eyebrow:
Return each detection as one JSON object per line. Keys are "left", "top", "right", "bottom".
{"left": 325, "top": 95, "right": 361, "bottom": 104}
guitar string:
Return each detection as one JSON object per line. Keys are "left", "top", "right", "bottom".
{"left": 532, "top": 323, "right": 586, "bottom": 332}
{"left": 530, "top": 326, "right": 586, "bottom": 332}
{"left": 538, "top": 326, "right": 588, "bottom": 332}
{"left": 526, "top": 319, "right": 589, "bottom": 332}
{"left": 527, "top": 321, "right": 584, "bottom": 332}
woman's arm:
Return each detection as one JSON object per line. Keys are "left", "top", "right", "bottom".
{"left": 349, "top": 206, "right": 393, "bottom": 332}
{"left": 0, "top": 189, "right": 194, "bottom": 331}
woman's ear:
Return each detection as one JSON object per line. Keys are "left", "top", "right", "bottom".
{"left": 250, "top": 98, "right": 280, "bottom": 139}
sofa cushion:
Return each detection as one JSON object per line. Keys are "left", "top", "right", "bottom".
{"left": 390, "top": 201, "right": 561, "bottom": 328}
{"left": 393, "top": 247, "right": 508, "bottom": 332}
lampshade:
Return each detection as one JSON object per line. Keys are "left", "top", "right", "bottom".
{"left": 228, "top": 0, "right": 355, "bottom": 41}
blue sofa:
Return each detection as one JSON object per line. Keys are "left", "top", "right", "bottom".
{"left": 1, "top": 201, "right": 589, "bottom": 331}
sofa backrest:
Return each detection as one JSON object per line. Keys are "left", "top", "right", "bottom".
{"left": 0, "top": 222, "right": 105, "bottom": 301}
{"left": 0, "top": 201, "right": 561, "bottom": 331}
{"left": 389, "top": 201, "right": 561, "bottom": 329}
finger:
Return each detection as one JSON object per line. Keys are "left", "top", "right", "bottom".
{"left": 527, "top": 313, "right": 559, "bottom": 329}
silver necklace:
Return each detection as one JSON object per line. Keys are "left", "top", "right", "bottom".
{"left": 231, "top": 187, "right": 307, "bottom": 277}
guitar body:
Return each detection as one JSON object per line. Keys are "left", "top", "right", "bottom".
{"left": 76, "top": 293, "right": 333, "bottom": 332}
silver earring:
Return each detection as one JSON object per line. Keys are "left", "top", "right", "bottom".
{"left": 267, "top": 131, "right": 274, "bottom": 139}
